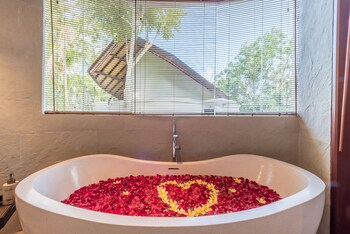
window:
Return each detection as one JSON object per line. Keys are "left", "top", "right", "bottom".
{"left": 44, "top": 0, "right": 298, "bottom": 115}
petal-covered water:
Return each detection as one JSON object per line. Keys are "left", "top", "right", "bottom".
{"left": 62, "top": 174, "right": 281, "bottom": 217}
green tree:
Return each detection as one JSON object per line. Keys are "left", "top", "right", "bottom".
{"left": 45, "top": 0, "right": 114, "bottom": 111}
{"left": 216, "top": 29, "right": 294, "bottom": 113}
{"left": 45, "top": 0, "right": 185, "bottom": 112}
{"left": 83, "top": 0, "right": 186, "bottom": 110}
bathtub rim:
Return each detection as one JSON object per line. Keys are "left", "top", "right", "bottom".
{"left": 15, "top": 154, "right": 325, "bottom": 228}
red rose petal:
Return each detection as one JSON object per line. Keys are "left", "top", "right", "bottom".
{"left": 62, "top": 175, "right": 281, "bottom": 217}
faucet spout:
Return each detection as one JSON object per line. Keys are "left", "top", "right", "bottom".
{"left": 172, "top": 119, "right": 181, "bottom": 162}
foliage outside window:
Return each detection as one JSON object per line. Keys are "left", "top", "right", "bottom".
{"left": 44, "top": 0, "right": 297, "bottom": 115}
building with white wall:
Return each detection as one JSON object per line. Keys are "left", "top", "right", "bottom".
{"left": 88, "top": 39, "right": 239, "bottom": 114}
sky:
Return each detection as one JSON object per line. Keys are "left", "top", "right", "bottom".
{"left": 48, "top": 0, "right": 296, "bottom": 84}
{"left": 141, "top": 0, "right": 295, "bottom": 83}
{"left": 45, "top": 0, "right": 297, "bottom": 112}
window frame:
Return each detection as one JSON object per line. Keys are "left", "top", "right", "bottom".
{"left": 43, "top": 0, "right": 299, "bottom": 116}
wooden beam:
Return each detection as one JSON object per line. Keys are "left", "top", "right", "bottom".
{"left": 110, "top": 54, "right": 125, "bottom": 60}
{"left": 100, "top": 55, "right": 127, "bottom": 84}
{"left": 95, "top": 71, "right": 124, "bottom": 81}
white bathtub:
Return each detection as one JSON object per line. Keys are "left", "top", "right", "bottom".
{"left": 15, "top": 154, "right": 325, "bottom": 234}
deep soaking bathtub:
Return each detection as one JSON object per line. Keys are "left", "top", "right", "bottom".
{"left": 16, "top": 154, "right": 325, "bottom": 234}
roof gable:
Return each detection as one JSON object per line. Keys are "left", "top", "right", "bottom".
{"left": 88, "top": 38, "right": 228, "bottom": 100}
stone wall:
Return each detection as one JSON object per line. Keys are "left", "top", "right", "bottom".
{"left": 0, "top": 0, "right": 333, "bottom": 233}
{"left": 0, "top": 0, "right": 299, "bottom": 192}
{"left": 298, "top": 0, "right": 334, "bottom": 233}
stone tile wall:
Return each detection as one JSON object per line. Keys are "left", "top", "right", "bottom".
{"left": 298, "top": 0, "right": 334, "bottom": 233}
{"left": 0, "top": 0, "right": 299, "bottom": 189}
{"left": 0, "top": 0, "right": 334, "bottom": 234}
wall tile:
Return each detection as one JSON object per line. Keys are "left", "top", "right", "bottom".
{"left": 0, "top": 0, "right": 307, "bottom": 232}
{"left": 0, "top": 1, "right": 42, "bottom": 69}
{"left": 0, "top": 134, "right": 21, "bottom": 185}
{"left": 298, "top": 0, "right": 333, "bottom": 145}
{"left": 18, "top": 131, "right": 98, "bottom": 179}
{"left": 298, "top": 0, "right": 333, "bottom": 233}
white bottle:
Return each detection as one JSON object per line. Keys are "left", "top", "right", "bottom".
{"left": 2, "top": 173, "right": 19, "bottom": 206}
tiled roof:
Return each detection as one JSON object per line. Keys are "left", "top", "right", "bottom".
{"left": 88, "top": 38, "right": 228, "bottom": 100}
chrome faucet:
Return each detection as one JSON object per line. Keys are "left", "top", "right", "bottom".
{"left": 172, "top": 118, "right": 181, "bottom": 162}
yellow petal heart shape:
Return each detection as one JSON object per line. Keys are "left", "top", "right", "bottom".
{"left": 157, "top": 180, "right": 219, "bottom": 217}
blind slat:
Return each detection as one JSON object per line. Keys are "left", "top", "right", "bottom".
{"left": 44, "top": 0, "right": 298, "bottom": 115}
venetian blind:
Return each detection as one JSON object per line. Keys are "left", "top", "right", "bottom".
{"left": 44, "top": 0, "right": 297, "bottom": 115}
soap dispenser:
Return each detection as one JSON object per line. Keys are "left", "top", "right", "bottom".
{"left": 2, "top": 173, "right": 19, "bottom": 206}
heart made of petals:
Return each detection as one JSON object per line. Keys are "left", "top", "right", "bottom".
{"left": 157, "top": 180, "right": 219, "bottom": 217}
